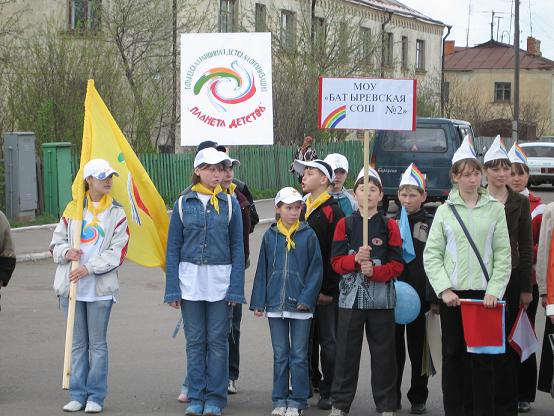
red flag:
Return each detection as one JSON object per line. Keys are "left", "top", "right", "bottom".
{"left": 460, "top": 299, "right": 504, "bottom": 347}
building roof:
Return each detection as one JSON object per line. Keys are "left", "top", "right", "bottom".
{"left": 347, "top": 0, "right": 445, "bottom": 27}
{"left": 445, "top": 40, "right": 554, "bottom": 71}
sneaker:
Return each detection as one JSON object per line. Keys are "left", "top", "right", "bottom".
{"left": 178, "top": 393, "right": 190, "bottom": 403}
{"left": 317, "top": 395, "right": 333, "bottom": 410}
{"left": 285, "top": 408, "right": 302, "bottom": 416}
{"left": 518, "top": 402, "right": 531, "bottom": 413}
{"left": 84, "top": 401, "right": 103, "bottom": 413}
{"left": 271, "top": 407, "right": 287, "bottom": 416}
{"left": 203, "top": 404, "right": 222, "bottom": 415}
{"left": 329, "top": 407, "right": 348, "bottom": 416}
{"left": 410, "top": 403, "right": 426, "bottom": 414}
{"left": 185, "top": 404, "right": 204, "bottom": 416}
{"left": 228, "top": 379, "right": 238, "bottom": 394}
{"left": 63, "top": 401, "right": 84, "bottom": 412}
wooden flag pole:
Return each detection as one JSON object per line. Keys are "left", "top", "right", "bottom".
{"left": 362, "top": 130, "right": 370, "bottom": 247}
{"left": 62, "top": 221, "right": 83, "bottom": 389}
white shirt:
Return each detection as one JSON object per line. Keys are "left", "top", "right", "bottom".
{"left": 178, "top": 192, "right": 231, "bottom": 302}
{"left": 77, "top": 203, "right": 112, "bottom": 302}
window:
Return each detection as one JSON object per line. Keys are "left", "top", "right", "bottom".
{"left": 360, "top": 27, "right": 372, "bottom": 64}
{"left": 443, "top": 81, "right": 450, "bottom": 103}
{"left": 520, "top": 146, "right": 554, "bottom": 158}
{"left": 383, "top": 32, "right": 393, "bottom": 67}
{"left": 281, "top": 10, "right": 296, "bottom": 51}
{"left": 416, "top": 39, "right": 425, "bottom": 70}
{"left": 494, "top": 82, "right": 511, "bottom": 102}
{"left": 401, "top": 36, "right": 408, "bottom": 69}
{"left": 69, "top": 0, "right": 101, "bottom": 32}
{"left": 312, "top": 17, "right": 326, "bottom": 56}
{"left": 255, "top": 3, "right": 267, "bottom": 32}
{"left": 219, "top": 0, "right": 236, "bottom": 33}
{"left": 380, "top": 128, "right": 448, "bottom": 153}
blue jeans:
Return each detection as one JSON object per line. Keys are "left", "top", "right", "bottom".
{"left": 268, "top": 317, "right": 312, "bottom": 410}
{"left": 182, "top": 300, "right": 230, "bottom": 409}
{"left": 61, "top": 297, "right": 113, "bottom": 406}
{"left": 229, "top": 304, "right": 242, "bottom": 381}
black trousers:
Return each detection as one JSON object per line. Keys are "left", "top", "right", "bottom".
{"left": 395, "top": 312, "right": 429, "bottom": 406}
{"left": 517, "top": 284, "right": 539, "bottom": 402}
{"left": 440, "top": 291, "right": 495, "bottom": 416}
{"left": 331, "top": 308, "right": 397, "bottom": 413}
{"left": 308, "top": 301, "right": 337, "bottom": 398}
{"left": 538, "top": 316, "right": 554, "bottom": 393}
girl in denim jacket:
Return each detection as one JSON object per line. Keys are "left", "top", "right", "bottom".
{"left": 250, "top": 187, "right": 323, "bottom": 416}
{"left": 164, "top": 148, "right": 245, "bottom": 416}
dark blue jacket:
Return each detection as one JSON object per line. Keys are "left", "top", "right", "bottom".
{"left": 164, "top": 190, "right": 245, "bottom": 304}
{"left": 250, "top": 222, "right": 323, "bottom": 313}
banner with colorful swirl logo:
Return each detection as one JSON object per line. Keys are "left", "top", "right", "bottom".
{"left": 181, "top": 32, "right": 273, "bottom": 145}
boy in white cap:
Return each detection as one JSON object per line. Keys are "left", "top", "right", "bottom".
{"left": 293, "top": 159, "right": 345, "bottom": 410}
{"left": 330, "top": 167, "right": 403, "bottom": 416}
{"left": 394, "top": 163, "right": 435, "bottom": 414}
{"left": 424, "top": 135, "right": 511, "bottom": 416}
{"left": 324, "top": 153, "right": 357, "bottom": 216}
{"left": 250, "top": 187, "right": 323, "bottom": 416}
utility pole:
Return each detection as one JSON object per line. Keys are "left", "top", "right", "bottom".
{"left": 169, "top": 0, "right": 178, "bottom": 153}
{"left": 513, "top": 0, "right": 520, "bottom": 142}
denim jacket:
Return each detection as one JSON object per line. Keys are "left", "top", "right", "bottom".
{"left": 164, "top": 190, "right": 246, "bottom": 304}
{"left": 250, "top": 222, "right": 323, "bottom": 313}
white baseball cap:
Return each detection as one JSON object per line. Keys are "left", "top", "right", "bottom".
{"left": 324, "top": 153, "right": 349, "bottom": 173}
{"left": 275, "top": 187, "right": 303, "bottom": 206}
{"left": 194, "top": 147, "right": 232, "bottom": 168}
{"left": 292, "top": 159, "right": 335, "bottom": 183}
{"left": 83, "top": 159, "right": 119, "bottom": 180}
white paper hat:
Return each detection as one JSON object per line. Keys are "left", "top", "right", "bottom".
{"left": 275, "top": 187, "right": 303, "bottom": 206}
{"left": 323, "top": 153, "right": 349, "bottom": 173}
{"left": 399, "top": 163, "right": 426, "bottom": 190}
{"left": 194, "top": 147, "right": 232, "bottom": 168}
{"left": 484, "top": 135, "right": 509, "bottom": 163}
{"left": 83, "top": 159, "right": 119, "bottom": 180}
{"left": 452, "top": 135, "right": 477, "bottom": 165}
{"left": 508, "top": 143, "right": 528, "bottom": 165}
{"left": 292, "top": 159, "right": 335, "bottom": 183}
{"left": 355, "top": 166, "right": 381, "bottom": 185}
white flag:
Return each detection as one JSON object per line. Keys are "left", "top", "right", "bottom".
{"left": 508, "top": 307, "right": 540, "bottom": 362}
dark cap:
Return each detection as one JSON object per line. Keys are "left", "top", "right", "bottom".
{"left": 196, "top": 140, "right": 218, "bottom": 153}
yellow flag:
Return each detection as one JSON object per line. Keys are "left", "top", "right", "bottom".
{"left": 64, "top": 80, "right": 168, "bottom": 269}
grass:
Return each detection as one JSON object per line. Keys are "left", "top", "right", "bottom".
{"left": 10, "top": 214, "right": 58, "bottom": 228}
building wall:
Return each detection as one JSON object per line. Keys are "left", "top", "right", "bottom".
{"left": 445, "top": 68, "right": 554, "bottom": 133}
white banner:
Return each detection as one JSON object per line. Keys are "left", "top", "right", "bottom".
{"left": 181, "top": 32, "right": 274, "bottom": 146}
{"left": 319, "top": 77, "right": 417, "bottom": 131}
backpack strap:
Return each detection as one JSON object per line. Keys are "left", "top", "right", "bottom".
{"left": 178, "top": 194, "right": 232, "bottom": 224}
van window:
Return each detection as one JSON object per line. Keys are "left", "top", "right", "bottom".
{"left": 380, "top": 128, "right": 448, "bottom": 153}
{"left": 522, "top": 146, "right": 554, "bottom": 158}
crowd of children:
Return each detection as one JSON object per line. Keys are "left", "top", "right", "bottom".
{"left": 51, "top": 137, "right": 554, "bottom": 416}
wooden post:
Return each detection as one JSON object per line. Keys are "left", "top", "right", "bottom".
{"left": 62, "top": 219, "right": 83, "bottom": 389}
{"left": 363, "top": 130, "right": 370, "bottom": 247}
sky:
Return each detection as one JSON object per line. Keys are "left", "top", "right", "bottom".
{"left": 399, "top": 0, "right": 554, "bottom": 59}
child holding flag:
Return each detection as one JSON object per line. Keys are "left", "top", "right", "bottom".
{"left": 483, "top": 136, "right": 533, "bottom": 415}
{"left": 50, "top": 159, "right": 129, "bottom": 413}
{"left": 423, "top": 136, "right": 511, "bottom": 416}
{"left": 293, "top": 159, "right": 344, "bottom": 409}
{"left": 164, "top": 147, "right": 245, "bottom": 416}
{"left": 250, "top": 187, "right": 323, "bottom": 416}
{"left": 394, "top": 163, "right": 435, "bottom": 415}
{"left": 329, "top": 167, "right": 403, "bottom": 416}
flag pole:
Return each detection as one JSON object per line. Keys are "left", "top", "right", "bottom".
{"left": 62, "top": 80, "right": 93, "bottom": 389}
{"left": 363, "top": 130, "right": 370, "bottom": 247}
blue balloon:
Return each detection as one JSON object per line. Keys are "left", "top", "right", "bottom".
{"left": 394, "top": 280, "right": 421, "bottom": 324}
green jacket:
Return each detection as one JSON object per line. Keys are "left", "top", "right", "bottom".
{"left": 423, "top": 187, "right": 511, "bottom": 299}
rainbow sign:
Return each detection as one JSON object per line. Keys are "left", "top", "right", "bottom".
{"left": 322, "top": 105, "right": 346, "bottom": 129}
{"left": 410, "top": 164, "right": 426, "bottom": 189}
{"left": 514, "top": 144, "right": 528, "bottom": 164}
{"left": 193, "top": 61, "right": 256, "bottom": 112}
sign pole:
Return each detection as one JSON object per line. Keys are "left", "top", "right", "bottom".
{"left": 62, "top": 222, "right": 82, "bottom": 389}
{"left": 363, "top": 130, "right": 370, "bottom": 247}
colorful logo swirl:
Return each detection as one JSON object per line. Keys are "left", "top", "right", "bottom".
{"left": 193, "top": 61, "right": 256, "bottom": 112}
{"left": 81, "top": 221, "right": 105, "bottom": 245}
{"left": 322, "top": 105, "right": 346, "bottom": 129}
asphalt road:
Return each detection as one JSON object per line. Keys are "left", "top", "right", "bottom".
{"left": 2, "top": 186, "right": 554, "bottom": 415}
